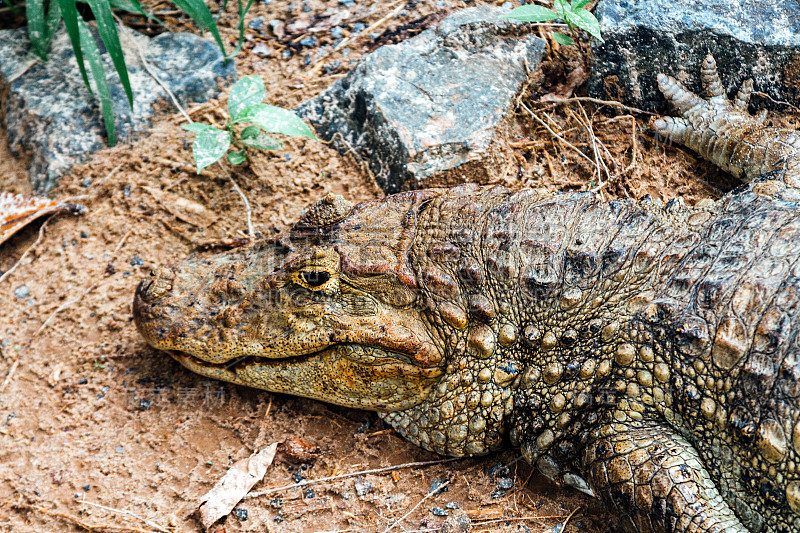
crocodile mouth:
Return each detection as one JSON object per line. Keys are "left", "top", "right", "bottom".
{"left": 168, "top": 348, "right": 319, "bottom": 378}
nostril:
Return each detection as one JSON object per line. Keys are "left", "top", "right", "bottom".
{"left": 137, "top": 267, "right": 174, "bottom": 302}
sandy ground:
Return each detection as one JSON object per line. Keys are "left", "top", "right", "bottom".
{"left": 2, "top": 1, "right": 795, "bottom": 532}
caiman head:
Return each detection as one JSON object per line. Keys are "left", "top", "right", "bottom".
{"left": 133, "top": 192, "right": 447, "bottom": 415}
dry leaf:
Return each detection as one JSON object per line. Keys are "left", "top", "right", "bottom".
{"left": 0, "top": 191, "right": 86, "bottom": 247}
{"left": 198, "top": 443, "right": 278, "bottom": 528}
{"left": 143, "top": 187, "right": 218, "bottom": 228}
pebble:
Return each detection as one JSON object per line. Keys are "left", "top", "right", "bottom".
{"left": 430, "top": 477, "right": 449, "bottom": 494}
{"left": 129, "top": 255, "right": 144, "bottom": 266}
{"left": 83, "top": 485, "right": 90, "bottom": 492}
{"left": 330, "top": 26, "right": 344, "bottom": 39}
{"left": 139, "top": 399, "right": 151, "bottom": 411}
{"left": 282, "top": 49, "right": 292, "bottom": 59}
{"left": 13, "top": 285, "right": 29, "bottom": 299}
{"left": 354, "top": 478, "right": 373, "bottom": 496}
{"left": 253, "top": 43, "right": 271, "bottom": 56}
{"left": 487, "top": 462, "right": 509, "bottom": 479}
{"left": 497, "top": 477, "right": 514, "bottom": 490}
{"left": 233, "top": 507, "right": 248, "bottom": 521}
{"left": 324, "top": 60, "right": 341, "bottom": 74}
{"left": 270, "top": 498, "right": 283, "bottom": 509}
{"left": 303, "top": 488, "right": 315, "bottom": 499}
{"left": 431, "top": 507, "right": 449, "bottom": 517}
{"left": 352, "top": 21, "right": 365, "bottom": 34}
{"left": 445, "top": 502, "right": 461, "bottom": 509}
{"left": 490, "top": 488, "right": 506, "bottom": 499}
{"left": 115, "top": 445, "right": 124, "bottom": 454}
{"left": 300, "top": 36, "right": 317, "bottom": 47}
{"left": 81, "top": 177, "right": 92, "bottom": 187}
{"left": 338, "top": 0, "right": 355, "bottom": 6}
{"left": 248, "top": 17, "right": 264, "bottom": 31}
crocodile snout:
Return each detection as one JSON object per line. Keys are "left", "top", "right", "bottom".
{"left": 135, "top": 267, "right": 174, "bottom": 303}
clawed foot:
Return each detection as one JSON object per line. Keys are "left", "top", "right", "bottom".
{"left": 653, "top": 54, "right": 800, "bottom": 185}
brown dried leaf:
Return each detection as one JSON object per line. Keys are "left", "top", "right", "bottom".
{"left": 0, "top": 191, "right": 86, "bottom": 247}
{"left": 143, "top": 187, "right": 218, "bottom": 228}
{"left": 198, "top": 443, "right": 278, "bottom": 529}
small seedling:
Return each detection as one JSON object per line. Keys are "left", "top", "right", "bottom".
{"left": 506, "top": 0, "right": 603, "bottom": 46}
{"left": 182, "top": 75, "right": 317, "bottom": 173}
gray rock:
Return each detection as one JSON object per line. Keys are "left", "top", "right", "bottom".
{"left": 0, "top": 25, "right": 236, "bottom": 193}
{"left": 13, "top": 285, "right": 30, "bottom": 300}
{"left": 297, "top": 6, "right": 545, "bottom": 193}
{"left": 588, "top": 0, "right": 800, "bottom": 113}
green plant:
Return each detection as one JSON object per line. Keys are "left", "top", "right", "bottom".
{"left": 14, "top": 0, "right": 255, "bottom": 146}
{"left": 181, "top": 75, "right": 317, "bottom": 173}
{"left": 506, "top": 0, "right": 603, "bottom": 46}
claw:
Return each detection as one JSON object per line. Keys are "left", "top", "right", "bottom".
{"left": 657, "top": 73, "right": 703, "bottom": 116}
{"left": 700, "top": 54, "right": 726, "bottom": 103}
{"left": 653, "top": 116, "right": 690, "bottom": 144}
{"left": 733, "top": 78, "right": 754, "bottom": 111}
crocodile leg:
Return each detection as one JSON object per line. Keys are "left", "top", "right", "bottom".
{"left": 583, "top": 421, "right": 747, "bottom": 533}
{"left": 653, "top": 54, "right": 800, "bottom": 188}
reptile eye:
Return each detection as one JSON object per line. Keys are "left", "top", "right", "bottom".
{"left": 301, "top": 271, "right": 330, "bottom": 288}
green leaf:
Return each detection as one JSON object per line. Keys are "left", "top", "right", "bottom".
{"left": 44, "top": 1, "right": 63, "bottom": 42}
{"left": 231, "top": 0, "right": 257, "bottom": 57}
{"left": 553, "top": 0, "right": 568, "bottom": 18}
{"left": 236, "top": 104, "right": 317, "bottom": 140}
{"left": 1, "top": 0, "right": 21, "bottom": 17}
{"left": 228, "top": 150, "right": 246, "bottom": 165}
{"left": 86, "top": 0, "right": 133, "bottom": 108}
{"left": 228, "top": 76, "right": 266, "bottom": 121}
{"left": 552, "top": 32, "right": 574, "bottom": 46}
{"left": 26, "top": 0, "right": 47, "bottom": 59}
{"left": 186, "top": 125, "right": 231, "bottom": 172}
{"left": 566, "top": 8, "right": 603, "bottom": 41}
{"left": 57, "top": 0, "right": 91, "bottom": 90}
{"left": 504, "top": 5, "right": 557, "bottom": 22}
{"left": 77, "top": 17, "right": 116, "bottom": 145}
{"left": 169, "top": 0, "right": 227, "bottom": 57}
{"left": 239, "top": 130, "right": 283, "bottom": 150}
{"left": 570, "top": 0, "right": 592, "bottom": 10}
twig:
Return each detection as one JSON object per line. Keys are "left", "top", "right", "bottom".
{"left": 11, "top": 502, "right": 154, "bottom": 533}
{"left": 95, "top": 163, "right": 125, "bottom": 188}
{"left": 228, "top": 174, "right": 254, "bottom": 238}
{"left": 519, "top": 101, "right": 598, "bottom": 170}
{"left": 245, "top": 457, "right": 460, "bottom": 498}
{"left": 558, "top": 506, "right": 581, "bottom": 533}
{"left": 253, "top": 396, "right": 273, "bottom": 450}
{"left": 0, "top": 218, "right": 50, "bottom": 286}
{"left": 0, "top": 360, "right": 20, "bottom": 394}
{"left": 81, "top": 501, "right": 171, "bottom": 533}
{"left": 382, "top": 479, "right": 450, "bottom": 533}
{"left": 542, "top": 96, "right": 657, "bottom": 116}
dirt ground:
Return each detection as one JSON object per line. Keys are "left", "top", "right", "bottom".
{"left": 1, "top": 1, "right": 796, "bottom": 532}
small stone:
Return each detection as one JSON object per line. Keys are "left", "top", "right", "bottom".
{"left": 354, "top": 478, "right": 373, "bottom": 497}
{"left": 299, "top": 36, "right": 317, "bottom": 48}
{"left": 248, "top": 17, "right": 264, "bottom": 31}
{"left": 270, "top": 498, "right": 283, "bottom": 509}
{"left": 497, "top": 477, "right": 514, "bottom": 490}
{"left": 330, "top": 26, "right": 344, "bottom": 39}
{"left": 253, "top": 43, "right": 271, "bottom": 57}
{"left": 233, "top": 507, "right": 248, "bottom": 520}
{"left": 303, "top": 488, "right": 315, "bottom": 499}
{"left": 351, "top": 21, "right": 365, "bottom": 33}
{"left": 83, "top": 485, "right": 90, "bottom": 492}
{"left": 81, "top": 177, "right": 92, "bottom": 187}
{"left": 445, "top": 502, "right": 461, "bottom": 509}
{"left": 115, "top": 445, "right": 124, "bottom": 454}
{"left": 430, "top": 478, "right": 449, "bottom": 494}
{"left": 13, "top": 285, "right": 30, "bottom": 299}
{"left": 339, "top": 0, "right": 355, "bottom": 6}
{"left": 129, "top": 255, "right": 144, "bottom": 266}
{"left": 490, "top": 488, "right": 506, "bottom": 499}
{"left": 487, "top": 462, "right": 509, "bottom": 479}
{"left": 431, "top": 507, "right": 449, "bottom": 516}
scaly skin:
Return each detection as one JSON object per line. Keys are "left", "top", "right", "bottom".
{"left": 134, "top": 56, "right": 800, "bottom": 532}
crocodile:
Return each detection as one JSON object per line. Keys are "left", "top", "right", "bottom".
{"left": 134, "top": 56, "right": 800, "bottom": 533}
